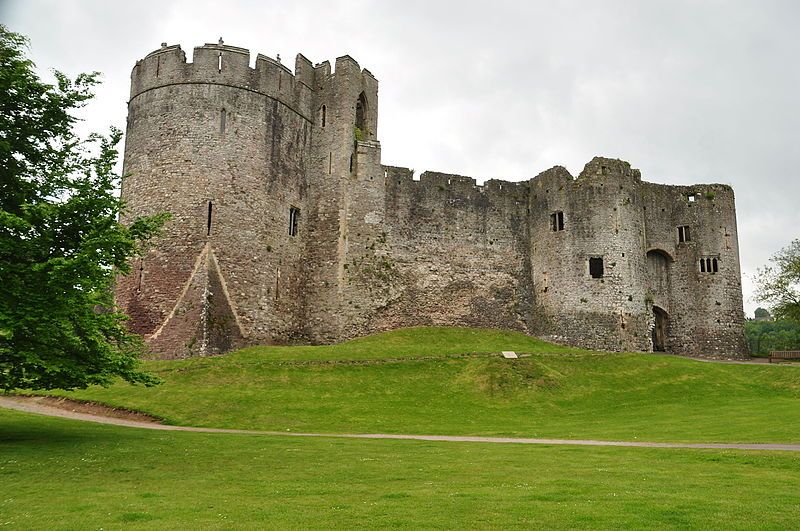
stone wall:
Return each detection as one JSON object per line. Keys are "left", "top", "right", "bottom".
{"left": 641, "top": 182, "right": 747, "bottom": 356}
{"left": 336, "top": 166, "right": 533, "bottom": 338}
{"left": 529, "top": 159, "right": 651, "bottom": 352}
{"left": 119, "top": 41, "right": 748, "bottom": 359}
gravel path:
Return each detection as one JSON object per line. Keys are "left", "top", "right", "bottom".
{"left": 2, "top": 395, "right": 799, "bottom": 452}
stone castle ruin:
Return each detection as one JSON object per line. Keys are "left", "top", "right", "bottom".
{"left": 117, "top": 41, "right": 748, "bottom": 358}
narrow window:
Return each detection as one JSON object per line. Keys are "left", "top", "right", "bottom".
{"left": 289, "top": 207, "right": 300, "bottom": 236}
{"left": 321, "top": 105, "right": 326, "bottom": 127}
{"left": 349, "top": 154, "right": 354, "bottom": 173}
{"left": 137, "top": 259, "right": 144, "bottom": 292}
{"left": 678, "top": 225, "right": 691, "bottom": 243}
{"left": 550, "top": 211, "right": 564, "bottom": 231}
{"left": 355, "top": 92, "right": 367, "bottom": 130}
{"left": 207, "top": 202, "right": 213, "bottom": 236}
{"left": 700, "top": 257, "right": 720, "bottom": 274}
{"left": 589, "top": 257, "right": 604, "bottom": 278}
{"left": 220, "top": 109, "right": 226, "bottom": 133}
{"left": 328, "top": 152, "right": 332, "bottom": 174}
{"left": 218, "top": 52, "right": 223, "bottom": 73}
{"left": 688, "top": 193, "right": 697, "bottom": 202}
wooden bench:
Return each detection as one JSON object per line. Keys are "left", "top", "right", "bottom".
{"left": 769, "top": 351, "right": 800, "bottom": 363}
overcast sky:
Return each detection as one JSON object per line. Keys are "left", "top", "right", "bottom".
{"left": 3, "top": 0, "right": 798, "bottom": 316}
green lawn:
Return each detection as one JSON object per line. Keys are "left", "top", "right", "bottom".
{"left": 2, "top": 408, "right": 800, "bottom": 529}
{"left": 43, "top": 327, "right": 800, "bottom": 444}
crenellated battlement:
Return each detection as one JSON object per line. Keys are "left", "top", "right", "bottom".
{"left": 385, "top": 166, "right": 528, "bottom": 202}
{"left": 130, "top": 43, "right": 310, "bottom": 118}
{"left": 130, "top": 41, "right": 382, "bottom": 127}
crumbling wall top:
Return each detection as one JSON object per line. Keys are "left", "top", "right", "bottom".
{"left": 577, "top": 156, "right": 642, "bottom": 182}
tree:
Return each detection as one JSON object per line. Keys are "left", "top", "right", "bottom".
{"left": 0, "top": 26, "right": 167, "bottom": 391}
{"left": 754, "top": 239, "right": 800, "bottom": 323}
{"left": 744, "top": 319, "right": 800, "bottom": 356}
{"left": 753, "top": 307, "right": 772, "bottom": 321}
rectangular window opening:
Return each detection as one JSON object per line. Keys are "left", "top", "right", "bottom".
{"left": 550, "top": 211, "right": 564, "bottom": 231}
{"left": 218, "top": 52, "right": 223, "bottom": 73}
{"left": 678, "top": 225, "right": 691, "bottom": 243}
{"left": 712, "top": 258, "right": 719, "bottom": 273}
{"left": 289, "top": 207, "right": 300, "bottom": 236}
{"left": 700, "top": 259, "right": 706, "bottom": 272}
{"left": 589, "top": 257, "right": 604, "bottom": 278}
{"left": 321, "top": 105, "right": 326, "bottom": 127}
{"left": 207, "top": 201, "right": 213, "bottom": 236}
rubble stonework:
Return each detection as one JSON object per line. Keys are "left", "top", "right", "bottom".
{"left": 117, "top": 42, "right": 748, "bottom": 358}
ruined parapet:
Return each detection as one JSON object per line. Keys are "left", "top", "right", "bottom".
{"left": 576, "top": 157, "right": 642, "bottom": 184}
{"left": 367, "top": 166, "right": 534, "bottom": 337}
{"left": 129, "top": 42, "right": 315, "bottom": 119}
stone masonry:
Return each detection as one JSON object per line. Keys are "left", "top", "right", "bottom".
{"left": 117, "top": 41, "right": 749, "bottom": 359}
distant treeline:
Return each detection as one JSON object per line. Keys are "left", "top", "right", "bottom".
{"left": 745, "top": 319, "right": 800, "bottom": 356}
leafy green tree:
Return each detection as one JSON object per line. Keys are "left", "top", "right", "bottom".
{"left": 0, "top": 26, "right": 167, "bottom": 391}
{"left": 745, "top": 319, "right": 800, "bottom": 356}
{"left": 755, "top": 239, "right": 800, "bottom": 323}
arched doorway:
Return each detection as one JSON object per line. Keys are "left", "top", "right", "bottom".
{"left": 652, "top": 306, "right": 669, "bottom": 352}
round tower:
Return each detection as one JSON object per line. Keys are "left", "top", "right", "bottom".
{"left": 118, "top": 42, "right": 314, "bottom": 357}
{"left": 529, "top": 158, "right": 651, "bottom": 351}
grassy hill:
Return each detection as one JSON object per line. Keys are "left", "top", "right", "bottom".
{"left": 46, "top": 327, "right": 800, "bottom": 444}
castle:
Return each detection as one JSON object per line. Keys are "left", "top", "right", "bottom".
{"left": 117, "top": 41, "right": 748, "bottom": 359}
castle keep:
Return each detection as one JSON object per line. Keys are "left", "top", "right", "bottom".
{"left": 118, "top": 41, "right": 748, "bottom": 358}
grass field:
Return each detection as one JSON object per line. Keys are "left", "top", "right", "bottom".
{"left": 5, "top": 326, "right": 800, "bottom": 528}
{"left": 2, "top": 407, "right": 800, "bottom": 529}
{"left": 43, "top": 327, "right": 800, "bottom": 444}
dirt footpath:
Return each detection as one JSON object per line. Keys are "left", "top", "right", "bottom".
{"left": 2, "top": 395, "right": 800, "bottom": 452}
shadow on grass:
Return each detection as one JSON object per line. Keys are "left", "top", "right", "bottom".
{"left": 0, "top": 411, "right": 141, "bottom": 447}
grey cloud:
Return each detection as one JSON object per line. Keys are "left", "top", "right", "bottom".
{"left": 4, "top": 0, "right": 798, "bottom": 316}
